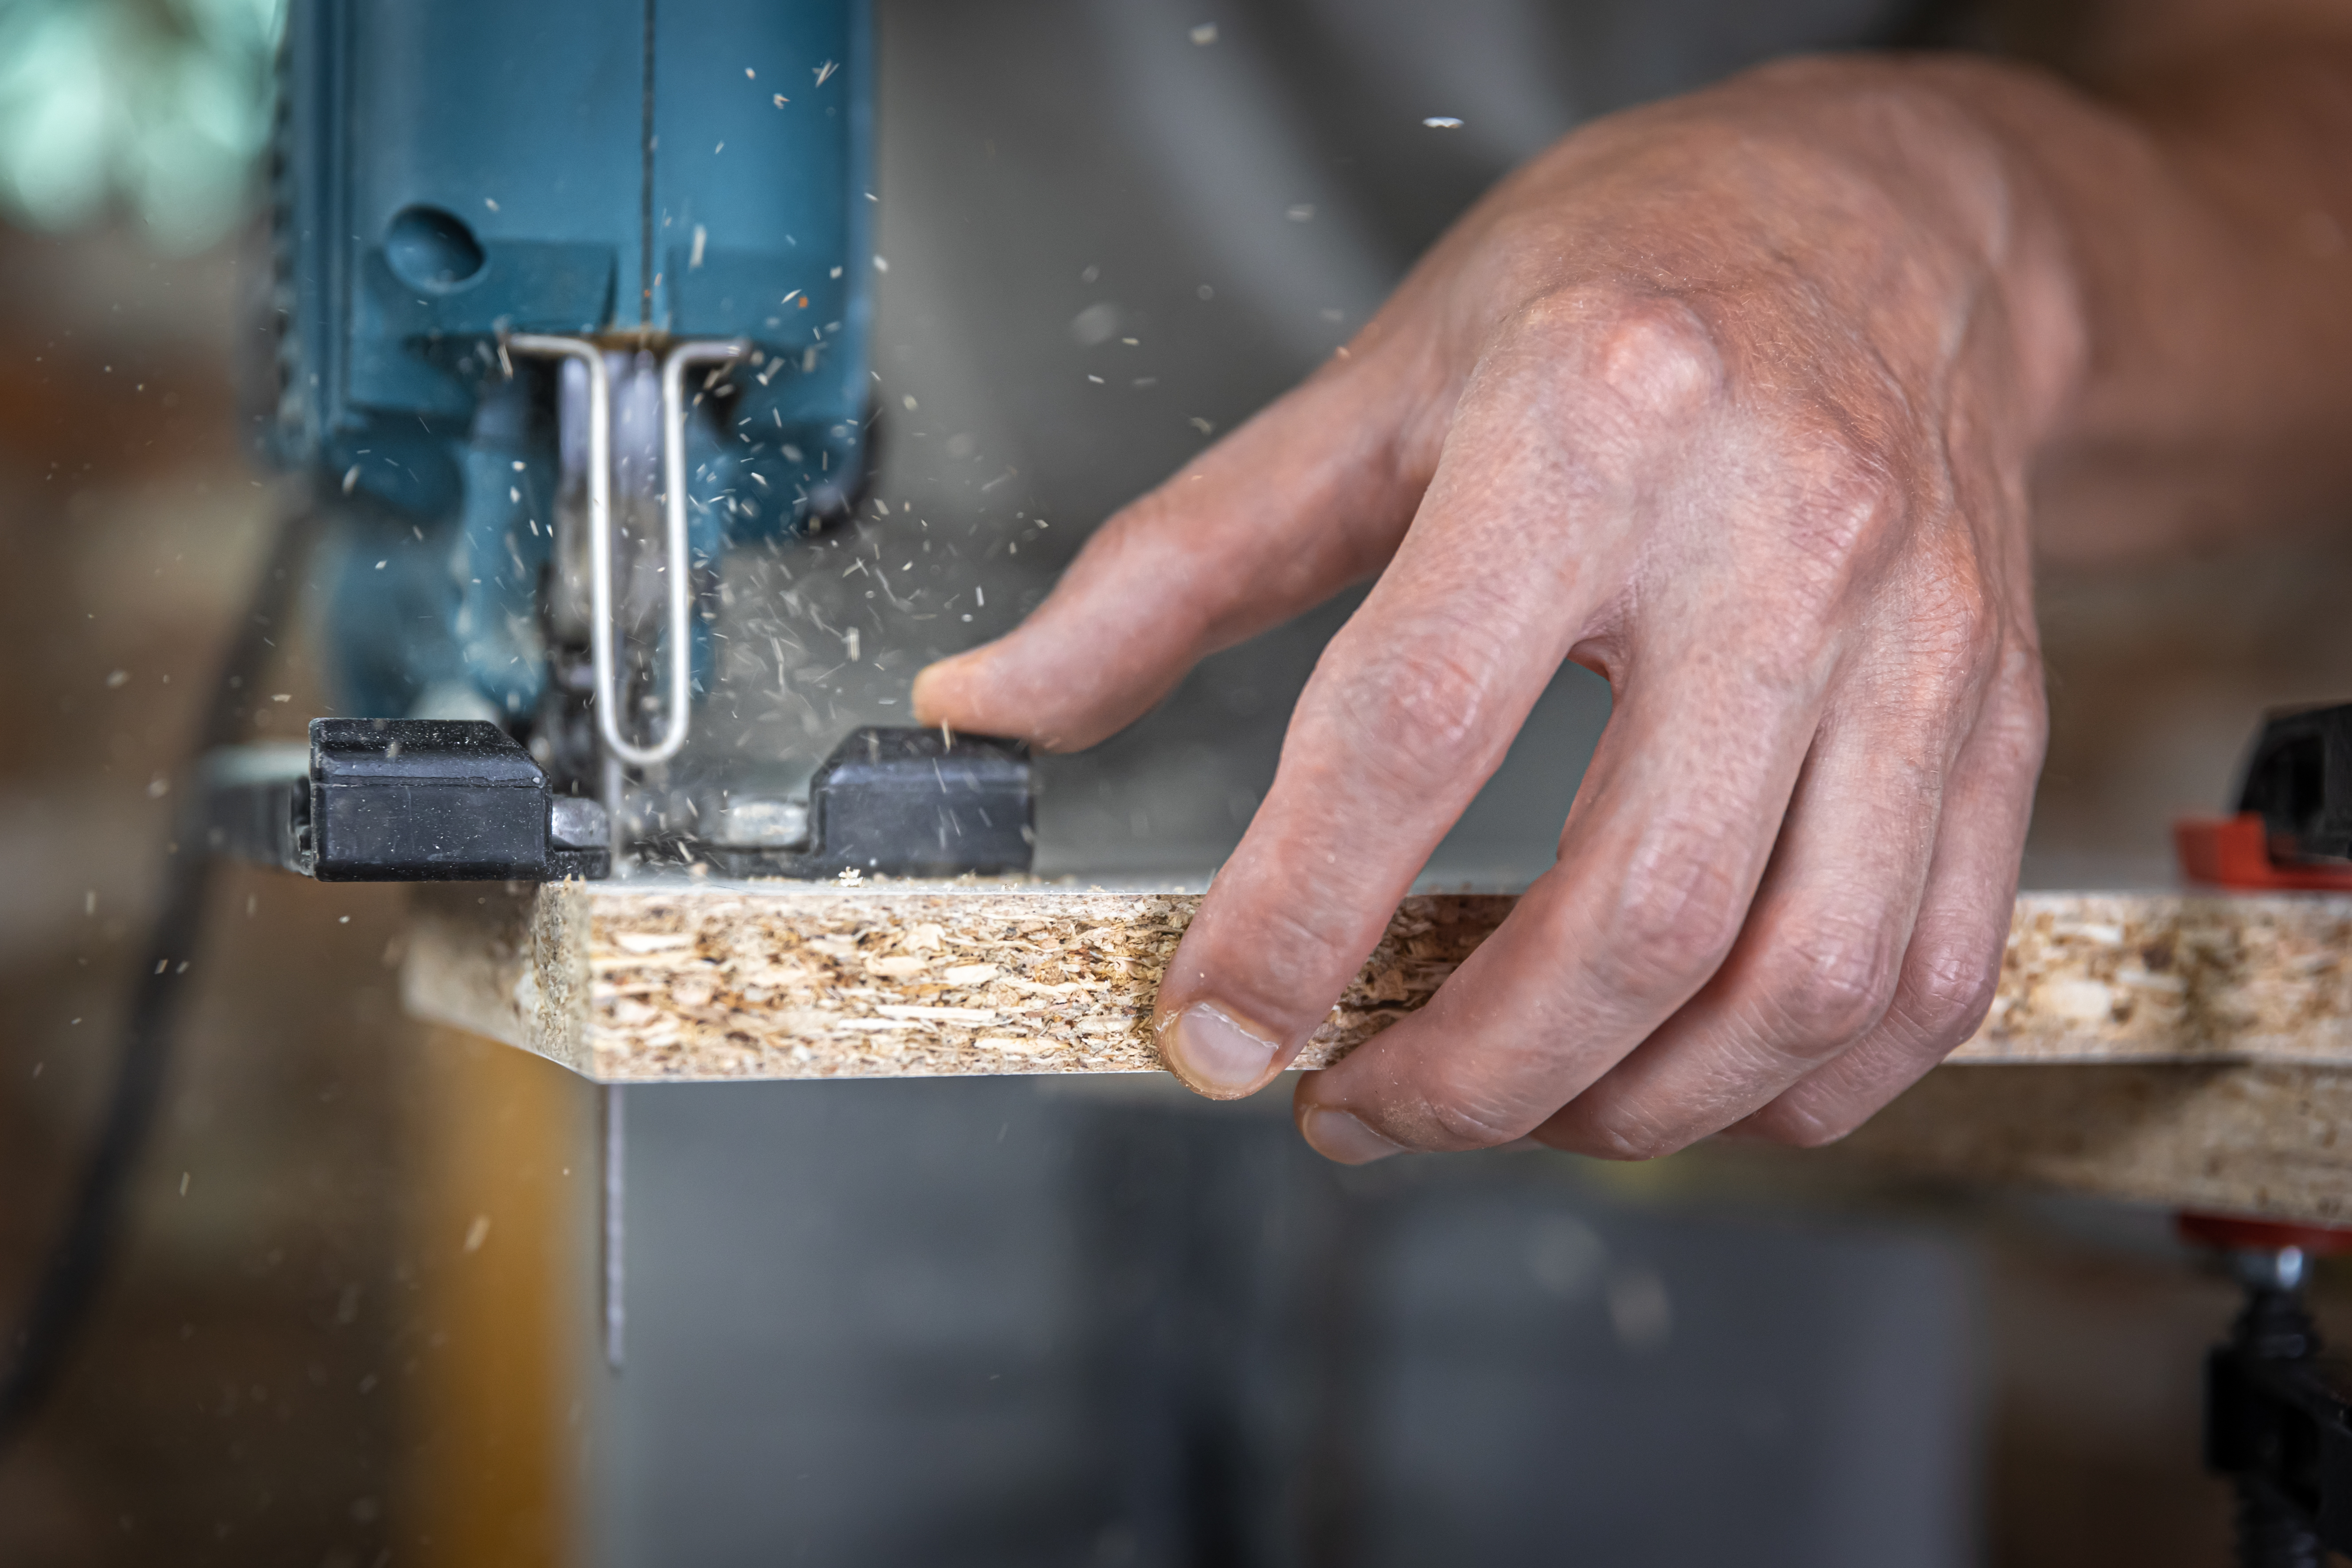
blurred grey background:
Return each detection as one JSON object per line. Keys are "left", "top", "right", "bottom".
{"left": 6, "top": 1, "right": 2352, "bottom": 1565}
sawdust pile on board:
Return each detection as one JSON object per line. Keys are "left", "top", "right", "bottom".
{"left": 579, "top": 889, "right": 1512, "bottom": 1082}
{"left": 1959, "top": 892, "right": 2352, "bottom": 1062}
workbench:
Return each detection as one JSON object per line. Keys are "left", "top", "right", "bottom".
{"left": 403, "top": 877, "right": 2352, "bottom": 1224}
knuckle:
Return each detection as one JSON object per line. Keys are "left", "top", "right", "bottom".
{"left": 1100, "top": 483, "right": 1195, "bottom": 555}
{"left": 1580, "top": 1111, "right": 1689, "bottom": 1163}
{"left": 1594, "top": 833, "right": 1750, "bottom": 1001}
{"left": 1754, "top": 926, "right": 1900, "bottom": 1051}
{"left": 1780, "top": 442, "right": 1904, "bottom": 585}
{"left": 1899, "top": 547, "right": 2005, "bottom": 687}
{"left": 1508, "top": 287, "right": 1728, "bottom": 421}
{"left": 1982, "top": 641, "right": 2052, "bottom": 765}
{"left": 1756, "top": 1040, "right": 1943, "bottom": 1147}
{"left": 1758, "top": 1101, "right": 1869, "bottom": 1150}
{"left": 1422, "top": 1088, "right": 1526, "bottom": 1151}
{"left": 1591, "top": 301, "right": 1725, "bottom": 418}
{"left": 1819, "top": 440, "right": 1901, "bottom": 515}
{"left": 1896, "top": 940, "right": 2003, "bottom": 1048}
{"left": 1324, "top": 633, "right": 1499, "bottom": 789}
{"left": 1923, "top": 555, "right": 1999, "bottom": 650}
{"left": 1251, "top": 901, "right": 1370, "bottom": 1002}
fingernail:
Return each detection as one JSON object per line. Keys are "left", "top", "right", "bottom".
{"left": 1159, "top": 1003, "right": 1279, "bottom": 1098}
{"left": 1299, "top": 1106, "right": 1404, "bottom": 1166}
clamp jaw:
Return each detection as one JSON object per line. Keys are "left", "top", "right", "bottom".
{"left": 208, "top": 720, "right": 610, "bottom": 882}
{"left": 2182, "top": 1215, "right": 2352, "bottom": 1567}
{"left": 2177, "top": 704, "right": 2352, "bottom": 890}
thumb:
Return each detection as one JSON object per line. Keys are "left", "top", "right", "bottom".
{"left": 913, "top": 354, "right": 1430, "bottom": 751}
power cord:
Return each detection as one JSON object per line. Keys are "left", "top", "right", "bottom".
{"left": 0, "top": 498, "right": 318, "bottom": 1448}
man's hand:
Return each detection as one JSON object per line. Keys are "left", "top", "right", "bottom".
{"left": 913, "top": 41, "right": 2352, "bottom": 1162}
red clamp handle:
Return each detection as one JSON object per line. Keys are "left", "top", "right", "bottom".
{"left": 2179, "top": 1212, "right": 2352, "bottom": 1256}
{"left": 2173, "top": 813, "right": 2352, "bottom": 892}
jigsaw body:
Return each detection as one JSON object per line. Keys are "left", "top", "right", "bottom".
{"left": 218, "top": 0, "right": 1030, "bottom": 883}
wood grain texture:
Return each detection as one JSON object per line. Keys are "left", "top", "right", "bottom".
{"left": 1974, "top": 894, "right": 2352, "bottom": 1065}
{"left": 404, "top": 882, "right": 1503, "bottom": 1083}
{"left": 402, "top": 881, "right": 2352, "bottom": 1082}
{"left": 400, "top": 879, "right": 2352, "bottom": 1220}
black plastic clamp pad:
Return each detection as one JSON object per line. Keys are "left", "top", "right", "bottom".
{"left": 309, "top": 718, "right": 557, "bottom": 882}
{"left": 804, "top": 727, "right": 1033, "bottom": 877}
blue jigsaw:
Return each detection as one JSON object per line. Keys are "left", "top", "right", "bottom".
{"left": 265, "top": 0, "right": 873, "bottom": 787}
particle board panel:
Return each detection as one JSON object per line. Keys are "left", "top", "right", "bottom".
{"left": 400, "top": 879, "right": 2352, "bottom": 1221}
{"left": 404, "top": 882, "right": 2352, "bottom": 1084}
{"left": 401, "top": 881, "right": 1504, "bottom": 1083}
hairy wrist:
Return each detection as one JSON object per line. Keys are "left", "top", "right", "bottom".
{"left": 1690, "top": 54, "right": 2096, "bottom": 450}
{"left": 1895, "top": 43, "right": 2352, "bottom": 557}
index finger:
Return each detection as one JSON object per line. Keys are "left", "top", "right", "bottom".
{"left": 1148, "top": 337, "right": 1661, "bottom": 1099}
{"left": 1284, "top": 589, "right": 1840, "bottom": 1154}
{"left": 911, "top": 349, "right": 1430, "bottom": 752}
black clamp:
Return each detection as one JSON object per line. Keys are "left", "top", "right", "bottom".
{"left": 699, "top": 726, "right": 1034, "bottom": 879}
{"left": 2235, "top": 704, "right": 2352, "bottom": 865}
{"left": 207, "top": 719, "right": 610, "bottom": 882}
{"left": 2188, "top": 1217, "right": 2352, "bottom": 1567}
